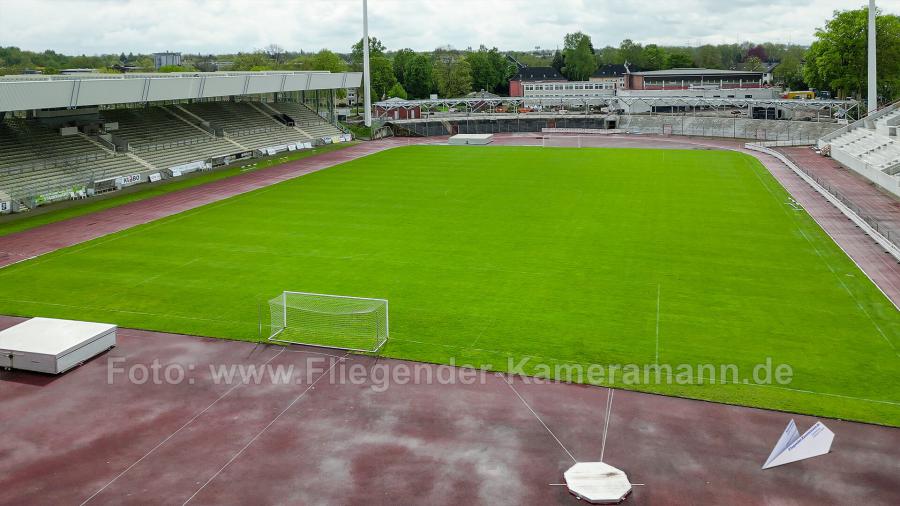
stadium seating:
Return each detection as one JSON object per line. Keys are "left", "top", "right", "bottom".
{"left": 267, "top": 102, "right": 344, "bottom": 139}
{"left": 0, "top": 100, "right": 345, "bottom": 205}
{"left": 827, "top": 113, "right": 900, "bottom": 175}
{"left": 101, "top": 107, "right": 238, "bottom": 168}
{"left": 0, "top": 118, "right": 134, "bottom": 199}
{"left": 178, "top": 101, "right": 311, "bottom": 149}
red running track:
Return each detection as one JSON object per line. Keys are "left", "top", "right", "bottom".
{"left": 0, "top": 315, "right": 897, "bottom": 505}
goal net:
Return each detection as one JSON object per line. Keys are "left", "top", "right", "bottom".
{"left": 267, "top": 291, "right": 388, "bottom": 352}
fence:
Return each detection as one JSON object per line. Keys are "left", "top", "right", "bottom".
{"left": 818, "top": 100, "right": 900, "bottom": 147}
{"left": 746, "top": 143, "right": 900, "bottom": 260}
{"left": 135, "top": 137, "right": 215, "bottom": 153}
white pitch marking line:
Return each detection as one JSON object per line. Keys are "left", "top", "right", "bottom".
{"left": 181, "top": 354, "right": 346, "bottom": 505}
{"left": 79, "top": 347, "right": 286, "bottom": 506}
{"left": 600, "top": 388, "right": 614, "bottom": 462}
{"left": 501, "top": 374, "right": 577, "bottom": 464}
{"left": 655, "top": 283, "right": 661, "bottom": 365}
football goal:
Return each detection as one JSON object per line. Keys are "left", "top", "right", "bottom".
{"left": 267, "top": 291, "right": 389, "bottom": 352}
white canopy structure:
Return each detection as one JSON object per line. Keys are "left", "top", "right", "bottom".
{"left": 0, "top": 71, "right": 362, "bottom": 113}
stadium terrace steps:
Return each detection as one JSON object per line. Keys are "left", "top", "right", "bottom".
{"left": 0, "top": 101, "right": 342, "bottom": 204}
{"left": 267, "top": 102, "right": 344, "bottom": 140}
{"left": 0, "top": 118, "right": 135, "bottom": 199}
{"left": 828, "top": 120, "right": 900, "bottom": 174}
{"left": 178, "top": 101, "right": 311, "bottom": 149}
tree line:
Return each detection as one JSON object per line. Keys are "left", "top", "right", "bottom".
{"left": 2, "top": 6, "right": 897, "bottom": 102}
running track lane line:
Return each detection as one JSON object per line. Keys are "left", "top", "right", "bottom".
{"left": 79, "top": 347, "right": 286, "bottom": 506}
{"left": 181, "top": 353, "right": 347, "bottom": 505}
{"left": 501, "top": 373, "right": 578, "bottom": 464}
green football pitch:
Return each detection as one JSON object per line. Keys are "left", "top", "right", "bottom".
{"left": 1, "top": 145, "right": 898, "bottom": 425}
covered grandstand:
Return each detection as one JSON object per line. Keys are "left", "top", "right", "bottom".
{"left": 0, "top": 71, "right": 361, "bottom": 213}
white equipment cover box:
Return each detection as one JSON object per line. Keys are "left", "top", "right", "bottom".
{"left": 564, "top": 462, "right": 632, "bottom": 504}
{"left": 448, "top": 133, "right": 493, "bottom": 145}
{"left": 0, "top": 318, "right": 116, "bottom": 374}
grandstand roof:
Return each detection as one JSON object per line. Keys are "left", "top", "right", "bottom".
{"left": 0, "top": 71, "right": 362, "bottom": 113}
{"left": 630, "top": 68, "right": 764, "bottom": 77}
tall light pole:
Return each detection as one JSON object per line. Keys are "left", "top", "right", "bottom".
{"left": 363, "top": 0, "right": 372, "bottom": 127}
{"left": 868, "top": 0, "right": 877, "bottom": 114}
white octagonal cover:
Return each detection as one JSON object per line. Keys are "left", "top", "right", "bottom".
{"left": 564, "top": 462, "right": 632, "bottom": 504}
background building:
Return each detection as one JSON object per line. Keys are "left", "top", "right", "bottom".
{"left": 625, "top": 68, "right": 767, "bottom": 90}
{"left": 152, "top": 52, "right": 182, "bottom": 70}
{"left": 509, "top": 67, "right": 566, "bottom": 97}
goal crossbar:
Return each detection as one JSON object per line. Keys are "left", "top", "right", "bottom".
{"left": 266, "top": 291, "right": 389, "bottom": 353}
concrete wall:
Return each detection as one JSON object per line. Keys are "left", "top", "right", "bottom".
{"left": 389, "top": 116, "right": 611, "bottom": 137}
{"left": 387, "top": 114, "right": 841, "bottom": 143}
{"left": 619, "top": 115, "right": 841, "bottom": 143}
{"left": 831, "top": 147, "right": 900, "bottom": 198}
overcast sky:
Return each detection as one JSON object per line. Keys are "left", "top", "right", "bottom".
{"left": 1, "top": 0, "right": 898, "bottom": 55}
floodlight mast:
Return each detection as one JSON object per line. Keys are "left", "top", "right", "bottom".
{"left": 363, "top": 0, "right": 373, "bottom": 127}
{"left": 868, "top": 0, "right": 877, "bottom": 114}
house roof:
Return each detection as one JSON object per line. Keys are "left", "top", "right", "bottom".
{"left": 592, "top": 64, "right": 628, "bottom": 78}
{"left": 513, "top": 66, "right": 565, "bottom": 82}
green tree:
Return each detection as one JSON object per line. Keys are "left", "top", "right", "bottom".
{"left": 664, "top": 50, "right": 694, "bottom": 69}
{"left": 803, "top": 6, "right": 900, "bottom": 101}
{"left": 351, "top": 37, "right": 386, "bottom": 69}
{"left": 465, "top": 46, "right": 514, "bottom": 93}
{"left": 309, "top": 49, "right": 346, "bottom": 73}
{"left": 641, "top": 44, "right": 668, "bottom": 71}
{"left": 157, "top": 65, "right": 188, "bottom": 73}
{"left": 773, "top": 47, "right": 806, "bottom": 90}
{"left": 562, "top": 32, "right": 597, "bottom": 81}
{"left": 393, "top": 48, "right": 416, "bottom": 88}
{"left": 743, "top": 56, "right": 764, "bottom": 71}
{"left": 386, "top": 82, "right": 408, "bottom": 99}
{"left": 231, "top": 51, "right": 273, "bottom": 71}
{"left": 433, "top": 52, "right": 472, "bottom": 97}
{"left": 695, "top": 45, "right": 723, "bottom": 68}
{"left": 403, "top": 54, "right": 434, "bottom": 98}
{"left": 551, "top": 50, "right": 565, "bottom": 72}
{"left": 597, "top": 46, "right": 622, "bottom": 65}
{"left": 564, "top": 32, "right": 595, "bottom": 54}
{"left": 369, "top": 55, "right": 398, "bottom": 100}
{"left": 618, "top": 39, "right": 643, "bottom": 66}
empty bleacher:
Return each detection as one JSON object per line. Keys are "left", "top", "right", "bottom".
{"left": 101, "top": 107, "right": 239, "bottom": 169}
{"left": 268, "top": 102, "right": 344, "bottom": 139}
{"left": 0, "top": 118, "right": 135, "bottom": 199}
{"left": 0, "top": 100, "right": 343, "bottom": 208}
{"left": 827, "top": 112, "right": 900, "bottom": 175}
{"left": 179, "top": 101, "right": 310, "bottom": 149}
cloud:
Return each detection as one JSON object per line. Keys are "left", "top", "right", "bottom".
{"left": 0, "top": 0, "right": 897, "bottom": 55}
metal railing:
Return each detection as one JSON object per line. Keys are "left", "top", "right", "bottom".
{"left": 134, "top": 137, "right": 217, "bottom": 153}
{"left": 769, "top": 146, "right": 900, "bottom": 250}
{"left": 818, "top": 100, "right": 900, "bottom": 146}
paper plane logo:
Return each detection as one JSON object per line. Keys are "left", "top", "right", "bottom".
{"left": 762, "top": 419, "right": 834, "bottom": 470}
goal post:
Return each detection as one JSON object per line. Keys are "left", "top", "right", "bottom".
{"left": 267, "top": 291, "right": 388, "bottom": 352}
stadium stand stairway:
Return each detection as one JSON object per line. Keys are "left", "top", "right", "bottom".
{"left": 267, "top": 102, "right": 344, "bottom": 140}
{"left": 179, "top": 102, "right": 311, "bottom": 150}
{"left": 0, "top": 118, "right": 136, "bottom": 200}
{"left": 101, "top": 107, "right": 240, "bottom": 170}
{"left": 824, "top": 104, "right": 900, "bottom": 178}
